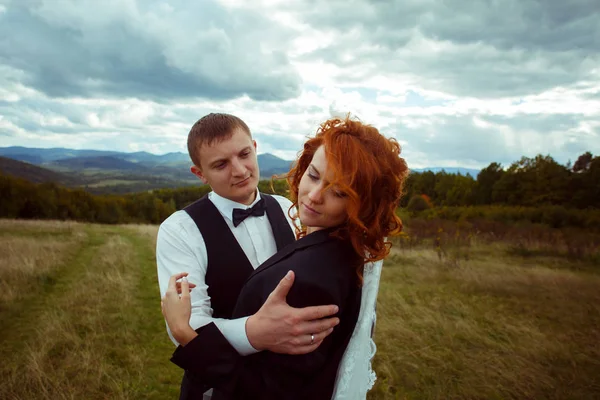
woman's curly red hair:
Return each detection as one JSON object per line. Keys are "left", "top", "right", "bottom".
{"left": 286, "top": 116, "right": 409, "bottom": 281}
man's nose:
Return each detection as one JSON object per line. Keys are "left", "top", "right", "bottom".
{"left": 231, "top": 158, "right": 246, "bottom": 176}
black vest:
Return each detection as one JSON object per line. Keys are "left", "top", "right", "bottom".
{"left": 184, "top": 193, "right": 295, "bottom": 319}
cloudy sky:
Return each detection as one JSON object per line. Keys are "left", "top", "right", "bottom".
{"left": 1, "top": 0, "right": 599, "bottom": 168}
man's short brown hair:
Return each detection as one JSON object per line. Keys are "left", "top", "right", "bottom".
{"left": 187, "top": 113, "right": 252, "bottom": 167}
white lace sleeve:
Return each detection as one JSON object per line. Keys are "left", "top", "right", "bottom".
{"left": 331, "top": 258, "right": 383, "bottom": 399}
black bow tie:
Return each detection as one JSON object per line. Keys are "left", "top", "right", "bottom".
{"left": 232, "top": 198, "right": 266, "bottom": 227}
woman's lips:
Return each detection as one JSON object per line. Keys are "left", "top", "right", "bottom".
{"left": 303, "top": 203, "right": 320, "bottom": 215}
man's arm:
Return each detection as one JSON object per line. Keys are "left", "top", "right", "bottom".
{"left": 158, "top": 213, "right": 340, "bottom": 356}
{"left": 156, "top": 215, "right": 256, "bottom": 355}
{"left": 169, "top": 271, "right": 342, "bottom": 391}
{"left": 245, "top": 270, "right": 340, "bottom": 354}
{"left": 167, "top": 271, "right": 340, "bottom": 353}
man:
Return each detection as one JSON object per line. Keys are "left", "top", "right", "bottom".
{"left": 156, "top": 113, "right": 340, "bottom": 399}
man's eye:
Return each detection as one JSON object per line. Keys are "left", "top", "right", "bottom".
{"left": 241, "top": 151, "right": 250, "bottom": 158}
{"left": 215, "top": 163, "right": 226, "bottom": 169}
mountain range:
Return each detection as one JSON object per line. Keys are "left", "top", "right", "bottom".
{"left": 0, "top": 146, "right": 480, "bottom": 194}
{"left": 0, "top": 146, "right": 295, "bottom": 194}
{"left": 0, "top": 146, "right": 292, "bottom": 173}
{"left": 0, "top": 146, "right": 190, "bottom": 164}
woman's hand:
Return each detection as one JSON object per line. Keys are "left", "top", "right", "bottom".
{"left": 161, "top": 272, "right": 198, "bottom": 346}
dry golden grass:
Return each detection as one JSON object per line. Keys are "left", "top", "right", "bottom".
{"left": 2, "top": 235, "right": 138, "bottom": 398}
{"left": 0, "top": 218, "right": 84, "bottom": 234}
{"left": 123, "top": 224, "right": 159, "bottom": 249}
{"left": 1, "top": 219, "right": 599, "bottom": 399}
{"left": 0, "top": 220, "right": 87, "bottom": 304}
{"left": 369, "top": 244, "right": 600, "bottom": 400}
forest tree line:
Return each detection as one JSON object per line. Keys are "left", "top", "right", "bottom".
{"left": 1, "top": 152, "right": 598, "bottom": 227}
{"left": 401, "top": 152, "right": 600, "bottom": 210}
{"left": 0, "top": 174, "right": 288, "bottom": 225}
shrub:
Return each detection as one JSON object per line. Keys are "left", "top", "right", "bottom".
{"left": 407, "top": 194, "right": 432, "bottom": 213}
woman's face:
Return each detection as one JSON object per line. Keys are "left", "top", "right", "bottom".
{"left": 298, "top": 145, "right": 349, "bottom": 234}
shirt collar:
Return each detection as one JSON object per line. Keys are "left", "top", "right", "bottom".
{"left": 208, "top": 189, "right": 262, "bottom": 222}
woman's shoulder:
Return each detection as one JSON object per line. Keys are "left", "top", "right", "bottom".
{"left": 294, "top": 232, "right": 350, "bottom": 257}
{"left": 250, "top": 231, "right": 361, "bottom": 291}
{"left": 292, "top": 236, "right": 360, "bottom": 280}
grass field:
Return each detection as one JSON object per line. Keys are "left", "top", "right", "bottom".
{"left": 1, "top": 219, "right": 599, "bottom": 399}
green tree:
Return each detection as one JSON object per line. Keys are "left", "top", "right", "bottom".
{"left": 573, "top": 151, "right": 593, "bottom": 172}
{"left": 475, "top": 162, "right": 504, "bottom": 204}
{"left": 446, "top": 174, "right": 476, "bottom": 206}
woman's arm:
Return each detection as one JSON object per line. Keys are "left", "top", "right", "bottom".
{"left": 235, "top": 245, "right": 361, "bottom": 399}
{"left": 260, "top": 255, "right": 357, "bottom": 374}
{"left": 163, "top": 270, "right": 342, "bottom": 392}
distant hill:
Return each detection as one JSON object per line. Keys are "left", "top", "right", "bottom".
{"left": 1, "top": 146, "right": 482, "bottom": 189}
{"left": 0, "top": 146, "right": 121, "bottom": 162}
{"left": 0, "top": 146, "right": 293, "bottom": 176}
{"left": 50, "top": 156, "right": 147, "bottom": 171}
{"left": 258, "top": 153, "right": 293, "bottom": 177}
{"left": 412, "top": 167, "right": 480, "bottom": 176}
{"left": 1, "top": 146, "right": 284, "bottom": 167}
{"left": 0, "top": 156, "right": 78, "bottom": 185}
{"left": 120, "top": 151, "right": 190, "bottom": 165}
{"left": 0, "top": 146, "right": 295, "bottom": 193}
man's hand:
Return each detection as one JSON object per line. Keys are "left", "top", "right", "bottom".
{"left": 245, "top": 270, "right": 340, "bottom": 355}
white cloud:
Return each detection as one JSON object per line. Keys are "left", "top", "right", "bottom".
{"left": 0, "top": 0, "right": 598, "bottom": 170}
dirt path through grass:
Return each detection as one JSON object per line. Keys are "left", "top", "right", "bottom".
{"left": 0, "top": 223, "right": 181, "bottom": 399}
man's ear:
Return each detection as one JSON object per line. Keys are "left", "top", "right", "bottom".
{"left": 253, "top": 139, "right": 257, "bottom": 152}
{"left": 191, "top": 165, "right": 208, "bottom": 184}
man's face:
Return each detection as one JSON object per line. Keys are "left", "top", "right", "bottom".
{"left": 192, "top": 128, "right": 260, "bottom": 205}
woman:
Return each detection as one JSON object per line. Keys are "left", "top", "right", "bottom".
{"left": 162, "top": 116, "right": 408, "bottom": 399}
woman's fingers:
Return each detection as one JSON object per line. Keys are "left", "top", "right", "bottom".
{"left": 166, "top": 272, "right": 188, "bottom": 298}
{"left": 166, "top": 272, "right": 196, "bottom": 297}
{"left": 175, "top": 281, "right": 196, "bottom": 294}
{"left": 168, "top": 272, "right": 188, "bottom": 288}
{"left": 180, "top": 277, "right": 190, "bottom": 299}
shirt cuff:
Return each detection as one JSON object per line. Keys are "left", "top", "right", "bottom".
{"left": 215, "top": 316, "right": 259, "bottom": 356}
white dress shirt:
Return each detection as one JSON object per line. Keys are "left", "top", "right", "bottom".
{"left": 156, "top": 190, "right": 298, "bottom": 355}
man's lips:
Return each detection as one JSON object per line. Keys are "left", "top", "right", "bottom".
{"left": 233, "top": 176, "right": 251, "bottom": 186}
{"left": 302, "top": 203, "right": 321, "bottom": 215}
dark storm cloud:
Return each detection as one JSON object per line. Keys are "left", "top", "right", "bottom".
{"left": 0, "top": 0, "right": 302, "bottom": 102}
